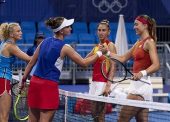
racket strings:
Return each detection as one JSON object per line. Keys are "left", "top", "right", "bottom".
{"left": 20, "top": 85, "right": 28, "bottom": 97}
{"left": 14, "top": 96, "right": 29, "bottom": 120}
{"left": 12, "top": 83, "right": 29, "bottom": 120}
{"left": 101, "top": 59, "right": 127, "bottom": 82}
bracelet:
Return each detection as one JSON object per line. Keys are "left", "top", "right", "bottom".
{"left": 106, "top": 51, "right": 111, "bottom": 57}
{"left": 140, "top": 70, "right": 147, "bottom": 76}
{"left": 96, "top": 51, "right": 102, "bottom": 57}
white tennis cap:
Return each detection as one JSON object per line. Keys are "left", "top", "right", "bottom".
{"left": 53, "top": 18, "right": 74, "bottom": 32}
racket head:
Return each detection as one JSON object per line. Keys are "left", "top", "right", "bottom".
{"left": 12, "top": 69, "right": 29, "bottom": 120}
{"left": 101, "top": 57, "right": 128, "bottom": 83}
{"left": 13, "top": 94, "right": 29, "bottom": 121}
{"left": 13, "top": 83, "right": 29, "bottom": 121}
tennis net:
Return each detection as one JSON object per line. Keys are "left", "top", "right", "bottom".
{"left": 54, "top": 89, "right": 170, "bottom": 122}
{"left": 9, "top": 75, "right": 170, "bottom": 122}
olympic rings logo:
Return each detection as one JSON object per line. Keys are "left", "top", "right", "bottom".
{"left": 92, "top": 0, "right": 128, "bottom": 14}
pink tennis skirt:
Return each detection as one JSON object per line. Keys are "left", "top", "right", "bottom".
{"left": 28, "top": 76, "right": 59, "bottom": 110}
{"left": 0, "top": 78, "right": 11, "bottom": 96}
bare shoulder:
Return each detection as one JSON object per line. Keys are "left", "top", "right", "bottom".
{"left": 145, "top": 38, "right": 157, "bottom": 50}
{"left": 63, "top": 44, "right": 74, "bottom": 51}
{"left": 61, "top": 44, "right": 75, "bottom": 57}
{"left": 146, "top": 38, "right": 156, "bottom": 46}
{"left": 108, "top": 41, "right": 116, "bottom": 48}
{"left": 147, "top": 38, "right": 155, "bottom": 43}
{"left": 108, "top": 41, "right": 114, "bottom": 46}
{"left": 7, "top": 43, "right": 19, "bottom": 52}
{"left": 108, "top": 41, "right": 117, "bottom": 53}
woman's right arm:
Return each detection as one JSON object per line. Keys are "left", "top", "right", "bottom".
{"left": 61, "top": 45, "right": 101, "bottom": 67}
{"left": 9, "top": 44, "right": 31, "bottom": 62}
{"left": 22, "top": 45, "right": 40, "bottom": 81}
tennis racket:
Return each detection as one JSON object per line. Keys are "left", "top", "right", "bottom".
{"left": 101, "top": 57, "right": 150, "bottom": 85}
{"left": 12, "top": 70, "right": 29, "bottom": 121}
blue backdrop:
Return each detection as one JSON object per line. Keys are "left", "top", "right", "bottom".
{"left": 0, "top": 0, "right": 170, "bottom": 25}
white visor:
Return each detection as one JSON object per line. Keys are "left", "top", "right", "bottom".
{"left": 53, "top": 18, "right": 74, "bottom": 32}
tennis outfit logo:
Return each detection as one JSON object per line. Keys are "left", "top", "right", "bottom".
{"left": 92, "top": 0, "right": 128, "bottom": 13}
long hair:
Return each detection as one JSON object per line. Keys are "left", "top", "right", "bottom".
{"left": 0, "top": 22, "right": 19, "bottom": 41}
{"left": 136, "top": 15, "right": 157, "bottom": 42}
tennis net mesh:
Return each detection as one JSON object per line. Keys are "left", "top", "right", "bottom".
{"left": 9, "top": 88, "right": 170, "bottom": 122}
{"left": 54, "top": 89, "right": 170, "bottom": 122}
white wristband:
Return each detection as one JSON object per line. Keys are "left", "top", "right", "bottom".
{"left": 106, "top": 51, "right": 111, "bottom": 57}
{"left": 96, "top": 51, "right": 102, "bottom": 57}
{"left": 140, "top": 70, "right": 147, "bottom": 76}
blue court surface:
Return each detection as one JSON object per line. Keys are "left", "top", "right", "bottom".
{"left": 59, "top": 85, "right": 89, "bottom": 93}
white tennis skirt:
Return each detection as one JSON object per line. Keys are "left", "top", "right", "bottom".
{"left": 128, "top": 76, "right": 153, "bottom": 101}
{"left": 89, "top": 81, "right": 106, "bottom": 96}
{"left": 89, "top": 76, "right": 152, "bottom": 101}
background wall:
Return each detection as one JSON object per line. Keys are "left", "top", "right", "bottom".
{"left": 0, "top": 0, "right": 170, "bottom": 24}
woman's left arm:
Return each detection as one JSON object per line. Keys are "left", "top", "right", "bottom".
{"left": 145, "top": 39, "right": 160, "bottom": 75}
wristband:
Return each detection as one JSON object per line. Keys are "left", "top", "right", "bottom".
{"left": 140, "top": 70, "right": 147, "bottom": 76}
{"left": 106, "top": 51, "right": 111, "bottom": 57}
{"left": 96, "top": 51, "right": 102, "bottom": 57}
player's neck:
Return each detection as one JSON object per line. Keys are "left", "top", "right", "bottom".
{"left": 100, "top": 39, "right": 107, "bottom": 44}
{"left": 140, "top": 32, "right": 150, "bottom": 41}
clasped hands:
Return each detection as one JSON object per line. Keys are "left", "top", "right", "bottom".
{"left": 98, "top": 44, "right": 109, "bottom": 55}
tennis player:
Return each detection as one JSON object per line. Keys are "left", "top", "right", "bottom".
{"left": 0, "top": 23, "right": 31, "bottom": 122}
{"left": 22, "top": 17, "right": 105, "bottom": 122}
{"left": 105, "top": 15, "right": 160, "bottom": 122}
{"left": 86, "top": 19, "right": 116, "bottom": 122}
